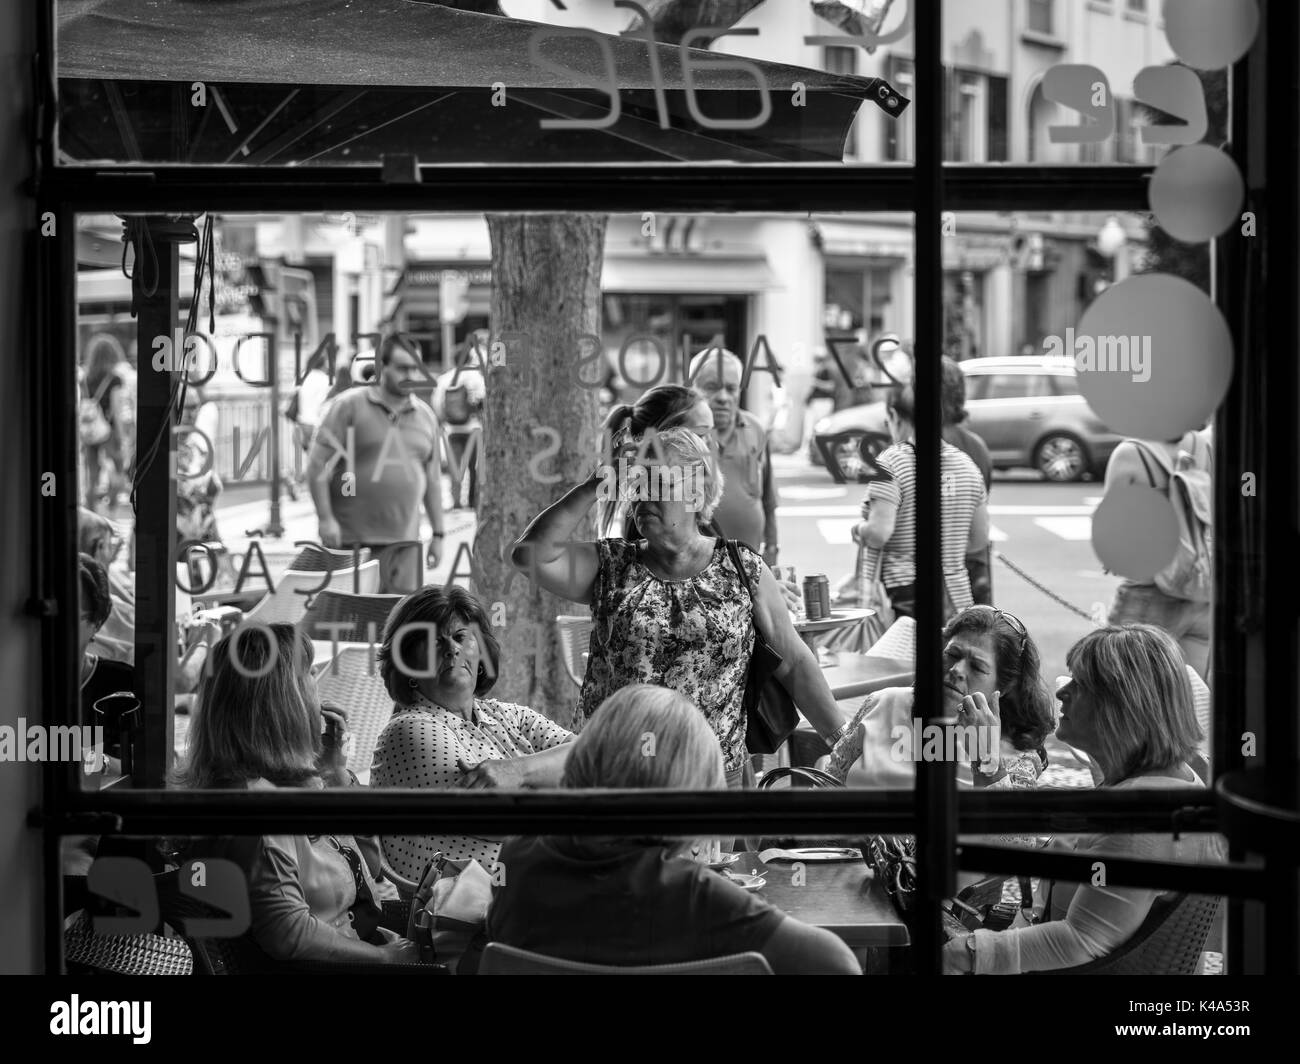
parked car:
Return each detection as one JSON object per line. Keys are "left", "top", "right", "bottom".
{"left": 809, "top": 356, "right": 1123, "bottom": 483}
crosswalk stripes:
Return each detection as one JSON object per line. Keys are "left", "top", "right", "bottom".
{"left": 816, "top": 518, "right": 1007, "bottom": 543}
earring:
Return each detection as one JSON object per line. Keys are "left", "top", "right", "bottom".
{"left": 408, "top": 677, "right": 420, "bottom": 688}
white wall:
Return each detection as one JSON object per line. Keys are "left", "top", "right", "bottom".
{"left": 750, "top": 217, "right": 821, "bottom": 447}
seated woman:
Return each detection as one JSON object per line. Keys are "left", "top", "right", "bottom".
{"left": 78, "top": 554, "right": 136, "bottom": 758}
{"left": 944, "top": 624, "right": 1225, "bottom": 974}
{"left": 368, "top": 586, "right": 575, "bottom": 884}
{"left": 179, "top": 623, "right": 419, "bottom": 966}
{"left": 487, "top": 684, "right": 861, "bottom": 974}
{"left": 829, "top": 605, "right": 1055, "bottom": 791}
{"left": 510, "top": 426, "right": 852, "bottom": 789}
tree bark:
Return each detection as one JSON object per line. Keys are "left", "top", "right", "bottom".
{"left": 477, "top": 214, "right": 607, "bottom": 728}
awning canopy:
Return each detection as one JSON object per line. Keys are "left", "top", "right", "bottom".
{"left": 56, "top": 0, "right": 908, "bottom": 164}
{"left": 602, "top": 254, "right": 779, "bottom": 293}
{"left": 814, "top": 219, "right": 914, "bottom": 260}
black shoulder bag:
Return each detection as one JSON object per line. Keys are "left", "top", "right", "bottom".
{"left": 723, "top": 538, "right": 800, "bottom": 755}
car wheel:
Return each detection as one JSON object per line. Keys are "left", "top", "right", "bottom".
{"left": 1034, "top": 433, "right": 1089, "bottom": 482}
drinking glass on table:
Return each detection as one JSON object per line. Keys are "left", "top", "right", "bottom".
{"left": 773, "top": 565, "right": 803, "bottom": 617}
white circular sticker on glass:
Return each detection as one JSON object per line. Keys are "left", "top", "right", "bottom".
{"left": 1149, "top": 145, "right": 1244, "bottom": 243}
{"left": 1163, "top": 0, "right": 1259, "bottom": 70}
{"left": 1070, "top": 274, "right": 1233, "bottom": 440}
{"left": 1092, "top": 483, "right": 1180, "bottom": 583}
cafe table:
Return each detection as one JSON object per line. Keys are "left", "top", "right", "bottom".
{"left": 767, "top": 653, "right": 913, "bottom": 769}
{"left": 727, "top": 849, "right": 910, "bottom": 973}
{"left": 792, "top": 607, "right": 876, "bottom": 662}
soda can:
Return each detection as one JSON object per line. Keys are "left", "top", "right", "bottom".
{"left": 802, "top": 577, "right": 825, "bottom": 621}
{"left": 811, "top": 575, "right": 832, "bottom": 618}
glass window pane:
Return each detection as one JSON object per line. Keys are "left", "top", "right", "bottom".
{"left": 77, "top": 209, "right": 925, "bottom": 794}
{"left": 55, "top": 0, "right": 916, "bottom": 167}
{"left": 941, "top": 210, "right": 1220, "bottom": 799}
{"left": 942, "top": 0, "right": 1226, "bottom": 164}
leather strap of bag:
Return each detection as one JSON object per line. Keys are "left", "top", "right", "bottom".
{"left": 723, "top": 538, "right": 764, "bottom": 643}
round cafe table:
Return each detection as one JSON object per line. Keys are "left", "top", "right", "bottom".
{"left": 792, "top": 607, "right": 876, "bottom": 664}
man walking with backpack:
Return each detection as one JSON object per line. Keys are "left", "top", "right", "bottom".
{"left": 1102, "top": 426, "right": 1213, "bottom": 679}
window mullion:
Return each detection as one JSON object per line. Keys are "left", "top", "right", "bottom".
{"left": 912, "top": 0, "right": 951, "bottom": 979}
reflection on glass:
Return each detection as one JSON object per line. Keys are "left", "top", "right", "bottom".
{"left": 56, "top": 0, "right": 911, "bottom": 166}
{"left": 73, "top": 207, "right": 1217, "bottom": 814}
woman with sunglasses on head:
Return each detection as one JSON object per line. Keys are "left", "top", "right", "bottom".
{"left": 943, "top": 623, "right": 1224, "bottom": 974}
{"left": 829, "top": 605, "right": 1055, "bottom": 791}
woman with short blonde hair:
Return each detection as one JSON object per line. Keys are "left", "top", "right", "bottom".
{"left": 562, "top": 684, "right": 724, "bottom": 793}
{"left": 487, "top": 684, "right": 860, "bottom": 974}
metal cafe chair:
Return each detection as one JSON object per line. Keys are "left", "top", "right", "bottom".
{"left": 63, "top": 908, "right": 194, "bottom": 976}
{"left": 299, "top": 589, "right": 403, "bottom": 644}
{"left": 479, "top": 943, "right": 773, "bottom": 975}
{"left": 244, "top": 559, "right": 380, "bottom": 626}
{"left": 314, "top": 645, "right": 397, "bottom": 779}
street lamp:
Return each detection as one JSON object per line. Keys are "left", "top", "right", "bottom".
{"left": 1096, "top": 215, "right": 1129, "bottom": 278}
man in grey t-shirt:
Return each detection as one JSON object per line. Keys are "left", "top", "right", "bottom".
{"left": 307, "top": 340, "right": 445, "bottom": 592}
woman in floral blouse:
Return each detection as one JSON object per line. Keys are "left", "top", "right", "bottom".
{"left": 510, "top": 426, "right": 852, "bottom": 788}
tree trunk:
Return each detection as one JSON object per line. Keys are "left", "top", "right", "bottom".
{"left": 476, "top": 214, "right": 607, "bottom": 728}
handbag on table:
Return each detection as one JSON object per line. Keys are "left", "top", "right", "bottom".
{"left": 755, "top": 766, "right": 918, "bottom": 921}
{"left": 723, "top": 539, "right": 800, "bottom": 755}
{"left": 406, "top": 852, "right": 494, "bottom": 974}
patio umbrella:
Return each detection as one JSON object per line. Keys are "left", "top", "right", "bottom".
{"left": 56, "top": 0, "right": 908, "bottom": 164}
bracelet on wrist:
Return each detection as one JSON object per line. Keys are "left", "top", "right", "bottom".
{"left": 431, "top": 531, "right": 446, "bottom": 539}
{"left": 825, "top": 721, "right": 853, "bottom": 747}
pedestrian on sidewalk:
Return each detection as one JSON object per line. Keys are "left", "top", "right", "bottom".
{"left": 690, "top": 349, "right": 780, "bottom": 567}
{"left": 853, "top": 382, "right": 989, "bottom": 623}
{"left": 942, "top": 357, "right": 994, "bottom": 605}
{"left": 1102, "top": 427, "right": 1213, "bottom": 680}
{"left": 306, "top": 337, "right": 444, "bottom": 593}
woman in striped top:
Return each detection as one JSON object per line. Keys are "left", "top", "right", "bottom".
{"left": 853, "top": 383, "right": 989, "bottom": 622}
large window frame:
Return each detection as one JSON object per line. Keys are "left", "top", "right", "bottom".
{"left": 32, "top": 1, "right": 1296, "bottom": 975}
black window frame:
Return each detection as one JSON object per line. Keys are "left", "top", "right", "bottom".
{"left": 32, "top": 1, "right": 1296, "bottom": 975}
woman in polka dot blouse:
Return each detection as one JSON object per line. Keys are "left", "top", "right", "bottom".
{"left": 369, "top": 586, "right": 575, "bottom": 883}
